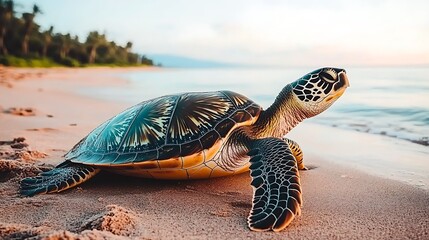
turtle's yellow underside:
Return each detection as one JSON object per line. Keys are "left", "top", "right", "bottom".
{"left": 97, "top": 116, "right": 257, "bottom": 179}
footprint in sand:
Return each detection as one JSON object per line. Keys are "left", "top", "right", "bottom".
{"left": 26, "top": 128, "right": 58, "bottom": 132}
{"left": 4, "top": 107, "right": 36, "bottom": 116}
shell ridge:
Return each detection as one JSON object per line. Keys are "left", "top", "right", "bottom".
{"left": 166, "top": 92, "right": 232, "bottom": 144}
{"left": 118, "top": 96, "right": 175, "bottom": 154}
{"left": 221, "top": 90, "right": 254, "bottom": 108}
{"left": 164, "top": 94, "right": 181, "bottom": 145}
{"left": 95, "top": 104, "right": 142, "bottom": 153}
{"left": 219, "top": 90, "right": 239, "bottom": 108}
{"left": 116, "top": 101, "right": 149, "bottom": 152}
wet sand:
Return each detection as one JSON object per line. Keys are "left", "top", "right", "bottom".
{"left": 0, "top": 67, "right": 428, "bottom": 239}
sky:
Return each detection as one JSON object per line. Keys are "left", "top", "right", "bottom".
{"left": 20, "top": 0, "right": 429, "bottom": 67}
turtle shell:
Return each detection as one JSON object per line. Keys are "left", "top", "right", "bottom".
{"left": 65, "top": 91, "right": 261, "bottom": 171}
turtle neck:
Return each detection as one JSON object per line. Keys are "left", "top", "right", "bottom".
{"left": 251, "top": 84, "right": 307, "bottom": 138}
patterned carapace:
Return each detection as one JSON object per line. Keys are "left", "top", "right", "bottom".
{"left": 65, "top": 91, "right": 262, "bottom": 165}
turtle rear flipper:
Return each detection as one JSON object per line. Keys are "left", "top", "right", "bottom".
{"left": 282, "top": 137, "right": 307, "bottom": 170}
{"left": 20, "top": 161, "right": 99, "bottom": 197}
{"left": 247, "top": 138, "right": 302, "bottom": 232}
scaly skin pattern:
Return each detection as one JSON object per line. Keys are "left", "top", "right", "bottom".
{"left": 282, "top": 138, "right": 306, "bottom": 170}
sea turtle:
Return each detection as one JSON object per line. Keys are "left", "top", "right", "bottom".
{"left": 20, "top": 67, "right": 349, "bottom": 232}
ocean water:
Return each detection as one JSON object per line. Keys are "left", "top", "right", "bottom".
{"left": 82, "top": 67, "right": 429, "bottom": 147}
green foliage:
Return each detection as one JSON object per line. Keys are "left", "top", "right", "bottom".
{"left": 0, "top": 55, "right": 27, "bottom": 66}
{"left": 59, "top": 57, "right": 80, "bottom": 67}
{"left": 0, "top": 0, "right": 155, "bottom": 67}
{"left": 0, "top": 55, "right": 60, "bottom": 67}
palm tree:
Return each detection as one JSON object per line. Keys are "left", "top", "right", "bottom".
{"left": 42, "top": 26, "right": 53, "bottom": 57}
{"left": 125, "top": 41, "right": 132, "bottom": 53}
{"left": 85, "top": 31, "right": 106, "bottom": 64}
{"left": 21, "top": 4, "right": 41, "bottom": 56}
{"left": 58, "top": 33, "right": 72, "bottom": 59}
{"left": 0, "top": 0, "right": 14, "bottom": 55}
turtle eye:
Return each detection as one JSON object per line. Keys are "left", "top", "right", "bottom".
{"left": 319, "top": 69, "right": 337, "bottom": 83}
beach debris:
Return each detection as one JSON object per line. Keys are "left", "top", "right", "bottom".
{"left": 69, "top": 123, "right": 78, "bottom": 126}
{"left": 4, "top": 107, "right": 36, "bottom": 116}
{"left": 46, "top": 114, "right": 54, "bottom": 118}
{"left": 81, "top": 205, "right": 142, "bottom": 237}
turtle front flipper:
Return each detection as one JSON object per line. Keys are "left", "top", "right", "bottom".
{"left": 20, "top": 161, "right": 99, "bottom": 197}
{"left": 247, "top": 137, "right": 302, "bottom": 232}
{"left": 282, "top": 137, "right": 307, "bottom": 170}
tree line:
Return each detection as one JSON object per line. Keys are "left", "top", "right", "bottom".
{"left": 0, "top": 0, "right": 155, "bottom": 67}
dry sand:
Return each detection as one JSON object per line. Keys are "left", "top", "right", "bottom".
{"left": 0, "top": 67, "right": 428, "bottom": 239}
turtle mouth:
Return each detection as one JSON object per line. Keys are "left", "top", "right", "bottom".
{"left": 334, "top": 71, "right": 350, "bottom": 91}
{"left": 340, "top": 72, "right": 350, "bottom": 87}
{"left": 324, "top": 72, "right": 349, "bottom": 102}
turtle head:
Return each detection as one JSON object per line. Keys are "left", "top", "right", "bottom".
{"left": 290, "top": 67, "right": 349, "bottom": 118}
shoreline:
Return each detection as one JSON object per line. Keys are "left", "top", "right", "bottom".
{"left": 0, "top": 67, "right": 428, "bottom": 239}
{"left": 289, "top": 122, "right": 429, "bottom": 191}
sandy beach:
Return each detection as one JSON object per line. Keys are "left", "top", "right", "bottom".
{"left": 0, "top": 67, "right": 428, "bottom": 239}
